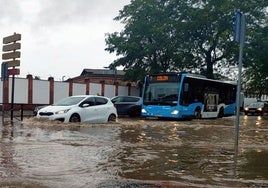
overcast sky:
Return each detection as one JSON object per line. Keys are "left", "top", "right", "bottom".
{"left": 0, "top": 0, "right": 130, "bottom": 81}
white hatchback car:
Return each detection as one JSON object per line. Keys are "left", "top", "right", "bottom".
{"left": 36, "top": 95, "right": 117, "bottom": 123}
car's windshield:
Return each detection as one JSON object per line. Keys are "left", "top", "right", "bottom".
{"left": 248, "top": 102, "right": 264, "bottom": 108}
{"left": 53, "top": 96, "right": 86, "bottom": 106}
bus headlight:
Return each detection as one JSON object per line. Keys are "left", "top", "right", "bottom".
{"left": 171, "top": 110, "right": 179, "bottom": 115}
{"left": 141, "top": 109, "right": 147, "bottom": 113}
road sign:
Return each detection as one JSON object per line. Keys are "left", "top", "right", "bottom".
{"left": 2, "top": 33, "right": 22, "bottom": 122}
{"left": 234, "top": 11, "right": 245, "bottom": 43}
{"left": 2, "top": 51, "right": 21, "bottom": 60}
{"left": 8, "top": 68, "right": 20, "bottom": 76}
{"left": 1, "top": 63, "right": 8, "bottom": 81}
{"left": 3, "top": 60, "right": 20, "bottom": 67}
{"left": 3, "top": 33, "right": 21, "bottom": 44}
{"left": 3, "top": 43, "right": 21, "bottom": 52}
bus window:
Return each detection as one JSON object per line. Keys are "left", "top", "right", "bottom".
{"left": 204, "top": 92, "right": 219, "bottom": 112}
{"left": 184, "top": 83, "right": 189, "bottom": 92}
{"left": 180, "top": 78, "right": 205, "bottom": 105}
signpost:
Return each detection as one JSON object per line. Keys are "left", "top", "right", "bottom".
{"left": 1, "top": 33, "right": 21, "bottom": 122}
{"left": 8, "top": 68, "right": 20, "bottom": 75}
{"left": 3, "top": 43, "right": 21, "bottom": 52}
{"left": 2, "top": 51, "right": 21, "bottom": 60}
{"left": 2, "top": 60, "right": 20, "bottom": 67}
{"left": 234, "top": 11, "right": 245, "bottom": 150}
{"left": 3, "top": 33, "right": 21, "bottom": 44}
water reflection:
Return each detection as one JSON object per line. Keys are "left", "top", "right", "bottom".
{"left": 0, "top": 116, "right": 267, "bottom": 187}
{"left": 240, "top": 150, "right": 268, "bottom": 179}
{"left": 0, "top": 121, "right": 21, "bottom": 180}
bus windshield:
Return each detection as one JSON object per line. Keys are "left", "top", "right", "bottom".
{"left": 143, "top": 82, "right": 179, "bottom": 106}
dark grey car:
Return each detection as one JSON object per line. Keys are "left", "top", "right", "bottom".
{"left": 111, "top": 96, "right": 142, "bottom": 117}
{"left": 33, "top": 105, "right": 47, "bottom": 116}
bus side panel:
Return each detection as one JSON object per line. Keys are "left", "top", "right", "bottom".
{"left": 224, "top": 103, "right": 236, "bottom": 116}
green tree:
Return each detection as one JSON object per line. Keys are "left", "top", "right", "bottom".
{"left": 34, "top": 76, "right": 41, "bottom": 80}
{"left": 106, "top": 0, "right": 182, "bottom": 81}
{"left": 105, "top": 0, "right": 267, "bottom": 80}
{"left": 244, "top": 26, "right": 268, "bottom": 97}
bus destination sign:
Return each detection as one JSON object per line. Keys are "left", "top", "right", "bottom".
{"left": 156, "top": 75, "right": 168, "bottom": 81}
{"left": 149, "top": 74, "right": 179, "bottom": 82}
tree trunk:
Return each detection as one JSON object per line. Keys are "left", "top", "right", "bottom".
{"left": 206, "top": 52, "right": 214, "bottom": 79}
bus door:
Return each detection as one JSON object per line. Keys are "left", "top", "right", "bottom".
{"left": 202, "top": 92, "right": 219, "bottom": 118}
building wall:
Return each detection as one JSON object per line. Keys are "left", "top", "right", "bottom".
{"left": 54, "top": 81, "right": 69, "bottom": 102}
{"left": 33, "top": 79, "right": 50, "bottom": 104}
{"left": 0, "top": 75, "right": 140, "bottom": 107}
{"left": 11, "top": 78, "right": 28, "bottom": 103}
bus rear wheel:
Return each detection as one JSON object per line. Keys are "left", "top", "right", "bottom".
{"left": 218, "top": 108, "right": 224, "bottom": 118}
{"left": 194, "top": 108, "right": 201, "bottom": 119}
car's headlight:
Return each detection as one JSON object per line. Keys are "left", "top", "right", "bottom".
{"left": 55, "top": 109, "right": 70, "bottom": 114}
{"left": 244, "top": 107, "right": 249, "bottom": 111}
{"left": 171, "top": 110, "right": 179, "bottom": 115}
{"left": 257, "top": 107, "right": 263, "bottom": 111}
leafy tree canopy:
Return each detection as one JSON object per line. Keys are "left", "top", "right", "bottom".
{"left": 243, "top": 25, "right": 268, "bottom": 97}
{"left": 105, "top": 0, "right": 267, "bottom": 82}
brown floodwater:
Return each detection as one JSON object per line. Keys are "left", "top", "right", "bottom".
{"left": 0, "top": 115, "right": 267, "bottom": 187}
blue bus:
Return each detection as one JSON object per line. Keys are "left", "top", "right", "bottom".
{"left": 141, "top": 73, "right": 237, "bottom": 119}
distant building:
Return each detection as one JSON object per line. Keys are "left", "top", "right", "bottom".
{"left": 70, "top": 68, "right": 135, "bottom": 86}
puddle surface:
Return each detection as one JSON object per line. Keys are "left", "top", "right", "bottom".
{"left": 0, "top": 116, "right": 267, "bottom": 187}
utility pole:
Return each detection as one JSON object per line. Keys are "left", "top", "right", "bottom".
{"left": 234, "top": 11, "right": 246, "bottom": 150}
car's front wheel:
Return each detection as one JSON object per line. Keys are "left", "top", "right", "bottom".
{"left": 69, "top": 114, "right": 81, "bottom": 123}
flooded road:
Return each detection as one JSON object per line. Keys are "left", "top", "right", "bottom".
{"left": 0, "top": 115, "right": 267, "bottom": 187}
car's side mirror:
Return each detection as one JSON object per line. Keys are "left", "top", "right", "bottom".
{"left": 81, "top": 103, "right": 90, "bottom": 108}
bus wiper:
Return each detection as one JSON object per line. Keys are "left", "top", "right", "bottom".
{"left": 160, "top": 94, "right": 178, "bottom": 100}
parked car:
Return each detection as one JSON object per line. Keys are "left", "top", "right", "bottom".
{"left": 33, "top": 105, "right": 47, "bottom": 116}
{"left": 36, "top": 95, "right": 117, "bottom": 123}
{"left": 244, "top": 102, "right": 268, "bottom": 116}
{"left": 111, "top": 96, "right": 142, "bottom": 117}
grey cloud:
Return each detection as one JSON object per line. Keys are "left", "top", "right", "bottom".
{"left": 33, "top": 0, "right": 127, "bottom": 28}
{"left": 0, "top": 0, "right": 23, "bottom": 26}
{"left": 0, "top": 0, "right": 129, "bottom": 34}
